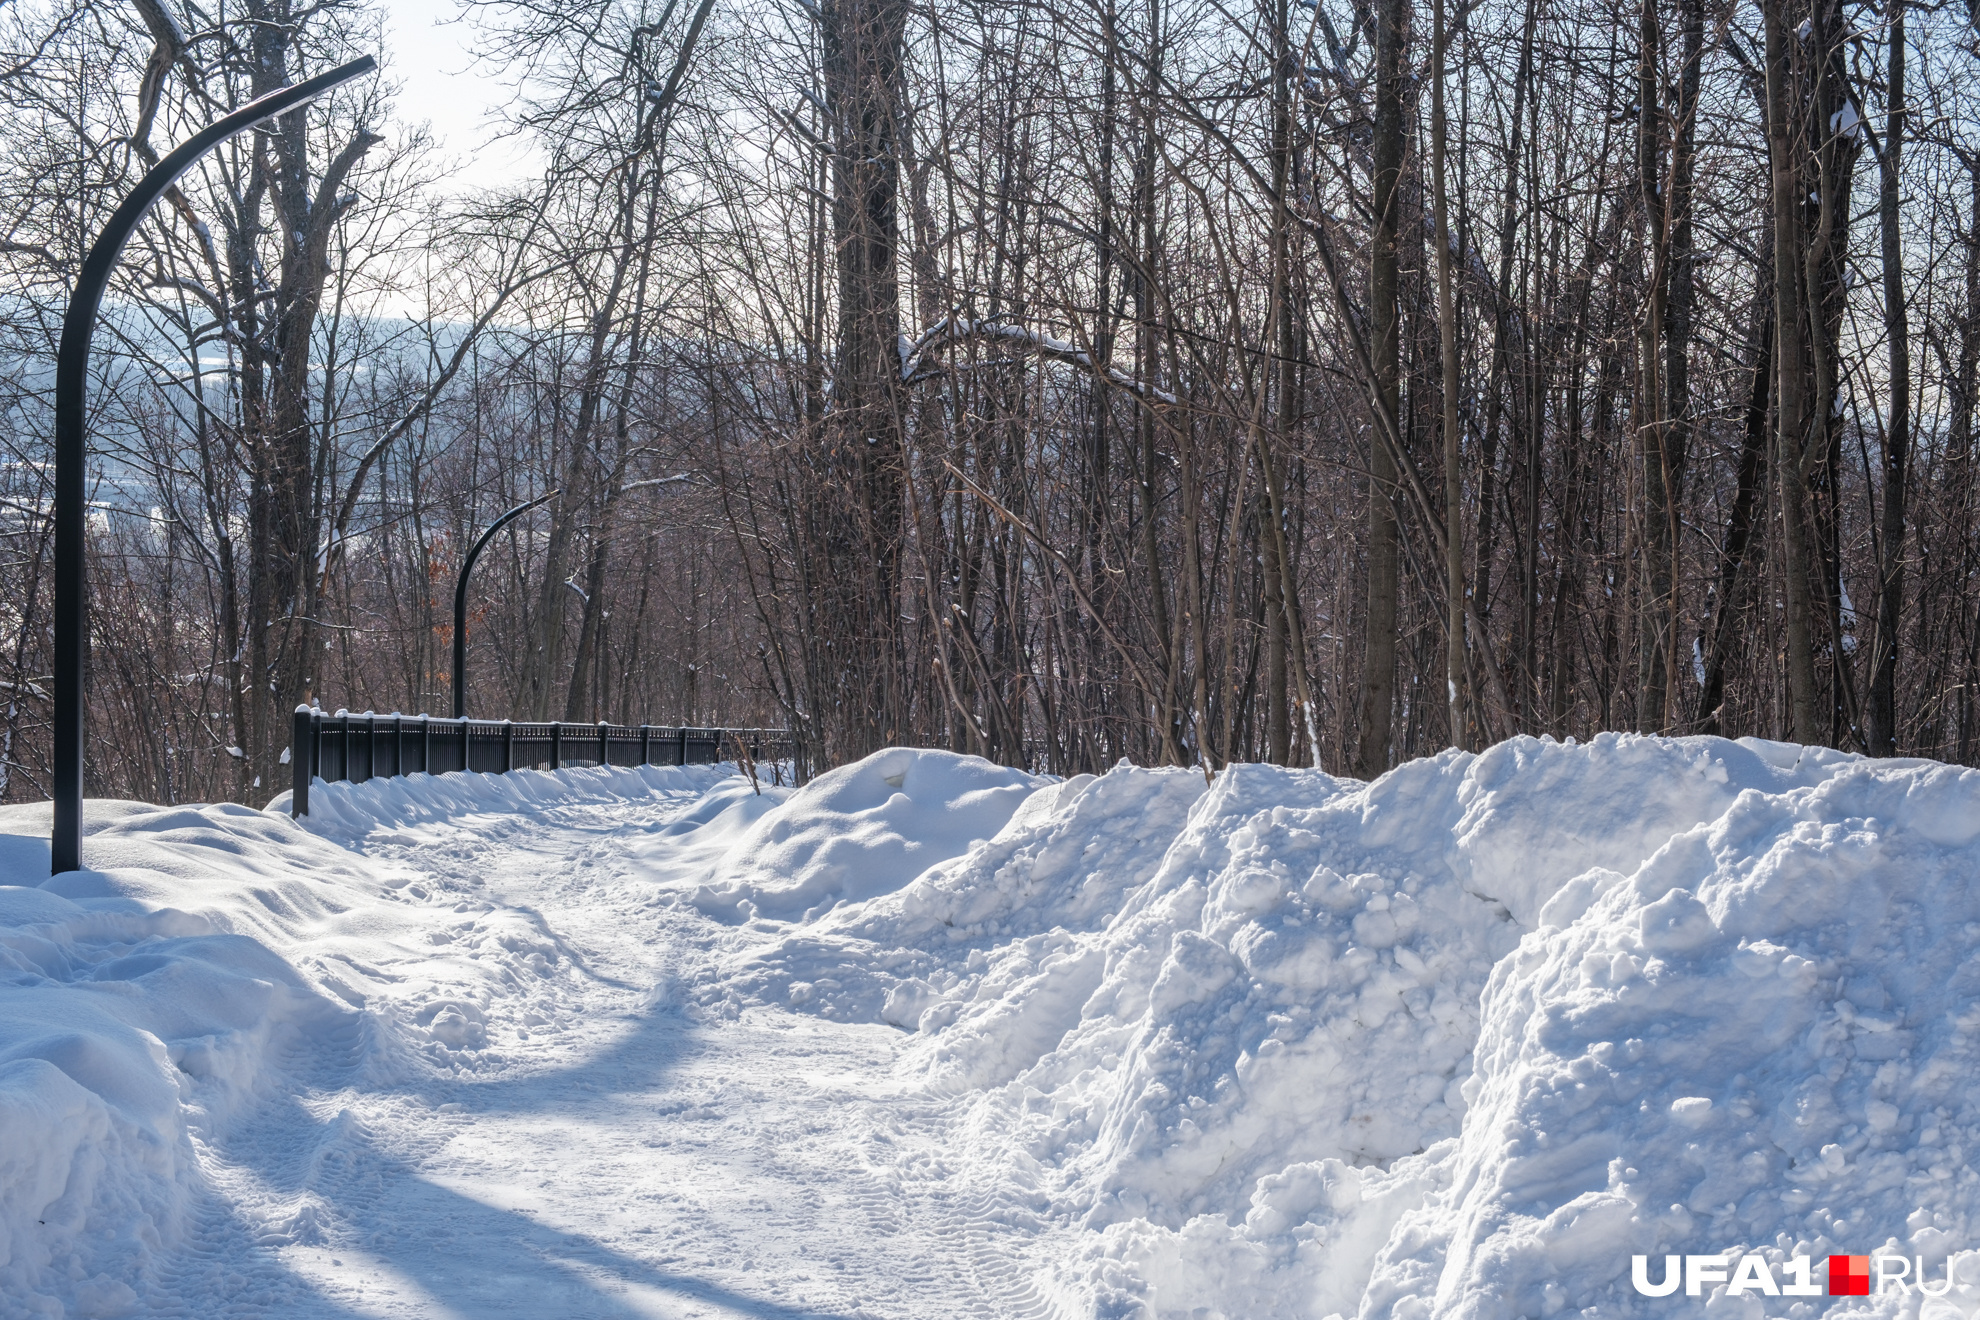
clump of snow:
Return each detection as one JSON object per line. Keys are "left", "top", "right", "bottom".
{"left": 677, "top": 747, "right": 1041, "bottom": 922}
{"left": 696, "top": 759, "right": 1203, "bottom": 1027}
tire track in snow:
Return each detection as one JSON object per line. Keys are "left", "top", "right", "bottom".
{"left": 147, "top": 1005, "right": 391, "bottom": 1316}
{"left": 926, "top": 1099, "right": 1087, "bottom": 1320}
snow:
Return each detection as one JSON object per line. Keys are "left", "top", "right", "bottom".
{"left": 5, "top": 737, "right": 1980, "bottom": 1317}
{"left": 675, "top": 745, "right": 1037, "bottom": 922}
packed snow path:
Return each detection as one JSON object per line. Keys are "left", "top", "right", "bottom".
{"left": 164, "top": 780, "right": 1067, "bottom": 1319}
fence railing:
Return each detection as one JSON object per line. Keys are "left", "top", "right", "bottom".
{"left": 290, "top": 706, "right": 791, "bottom": 817}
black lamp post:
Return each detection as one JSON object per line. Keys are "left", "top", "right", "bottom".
{"left": 452, "top": 492, "right": 558, "bottom": 719}
{"left": 51, "top": 57, "right": 378, "bottom": 875}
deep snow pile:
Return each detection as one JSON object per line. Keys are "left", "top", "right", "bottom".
{"left": 666, "top": 735, "right": 1980, "bottom": 1318}
{"left": 0, "top": 764, "right": 725, "bottom": 1316}
{"left": 673, "top": 745, "right": 1035, "bottom": 923}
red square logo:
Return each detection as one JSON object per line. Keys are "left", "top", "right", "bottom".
{"left": 1829, "top": 1255, "right": 1870, "bottom": 1296}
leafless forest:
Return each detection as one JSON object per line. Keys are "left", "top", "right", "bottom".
{"left": 0, "top": 0, "right": 1975, "bottom": 803}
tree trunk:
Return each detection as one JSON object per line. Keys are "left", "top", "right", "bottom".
{"left": 1764, "top": 0, "right": 1819, "bottom": 740}
{"left": 1266, "top": 0, "right": 1316, "bottom": 764}
{"left": 816, "top": 0, "right": 910, "bottom": 762}
{"left": 1662, "top": 0, "right": 1703, "bottom": 725}
{"left": 1867, "top": 0, "right": 1908, "bottom": 755}
{"left": 1479, "top": 0, "right": 1538, "bottom": 724}
{"left": 1431, "top": 0, "right": 1467, "bottom": 747}
{"left": 566, "top": 163, "right": 668, "bottom": 723}
{"left": 235, "top": 1, "right": 380, "bottom": 790}
{"left": 1138, "top": 0, "right": 1182, "bottom": 764}
{"left": 1634, "top": 0, "right": 1673, "bottom": 732}
{"left": 1697, "top": 221, "right": 1774, "bottom": 735}
{"left": 1356, "top": 0, "right": 1408, "bottom": 778}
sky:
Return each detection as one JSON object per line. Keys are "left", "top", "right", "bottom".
{"left": 378, "top": 0, "right": 538, "bottom": 193}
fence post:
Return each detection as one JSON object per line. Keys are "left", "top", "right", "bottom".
{"left": 640, "top": 724, "right": 651, "bottom": 766}
{"left": 678, "top": 725, "right": 690, "bottom": 766}
{"left": 550, "top": 722, "right": 561, "bottom": 770}
{"left": 291, "top": 706, "right": 312, "bottom": 818}
{"left": 420, "top": 714, "right": 430, "bottom": 774}
{"left": 599, "top": 720, "right": 609, "bottom": 768}
{"left": 502, "top": 719, "right": 514, "bottom": 772}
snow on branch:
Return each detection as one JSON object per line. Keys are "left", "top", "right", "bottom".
{"left": 899, "top": 314, "right": 1177, "bottom": 405}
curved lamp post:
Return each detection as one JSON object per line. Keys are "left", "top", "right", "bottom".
{"left": 452, "top": 491, "right": 558, "bottom": 719}
{"left": 51, "top": 56, "right": 379, "bottom": 875}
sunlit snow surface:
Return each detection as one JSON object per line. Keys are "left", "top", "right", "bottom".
{"left": 5, "top": 736, "right": 1980, "bottom": 1318}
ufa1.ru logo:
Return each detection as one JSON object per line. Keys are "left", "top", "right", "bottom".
{"left": 1631, "top": 1254, "right": 1950, "bottom": 1297}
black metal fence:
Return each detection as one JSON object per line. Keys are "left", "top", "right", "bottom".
{"left": 290, "top": 706, "right": 790, "bottom": 817}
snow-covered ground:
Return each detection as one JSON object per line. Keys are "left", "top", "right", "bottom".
{"left": 5, "top": 736, "right": 1980, "bottom": 1318}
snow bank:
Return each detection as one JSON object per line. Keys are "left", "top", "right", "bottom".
{"left": 280, "top": 758, "right": 731, "bottom": 840}
{"left": 0, "top": 799, "right": 363, "bottom": 1311}
{"left": 1359, "top": 748, "right": 1980, "bottom": 1320}
{"left": 673, "top": 735, "right": 1980, "bottom": 1318}
{"left": 678, "top": 747, "right": 1041, "bottom": 922}
{"left": 16, "top": 736, "right": 1980, "bottom": 1318}
{"left": 0, "top": 764, "right": 720, "bottom": 1316}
